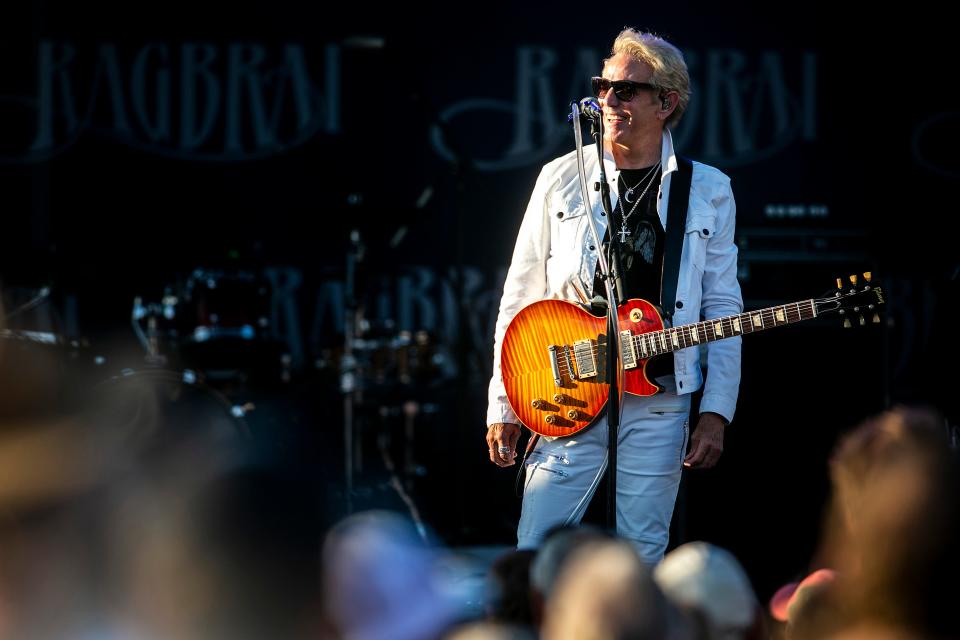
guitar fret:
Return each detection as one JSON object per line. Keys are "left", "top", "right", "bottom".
{"left": 619, "top": 301, "right": 819, "bottom": 371}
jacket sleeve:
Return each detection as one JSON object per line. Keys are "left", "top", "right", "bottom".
{"left": 486, "top": 166, "right": 554, "bottom": 426}
{"left": 698, "top": 178, "right": 743, "bottom": 423}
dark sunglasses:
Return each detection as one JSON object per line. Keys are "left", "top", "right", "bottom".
{"left": 591, "top": 76, "right": 658, "bottom": 102}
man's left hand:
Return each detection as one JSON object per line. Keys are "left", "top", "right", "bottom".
{"left": 683, "top": 412, "right": 726, "bottom": 469}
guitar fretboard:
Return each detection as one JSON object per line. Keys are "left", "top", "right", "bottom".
{"left": 630, "top": 300, "right": 817, "bottom": 358}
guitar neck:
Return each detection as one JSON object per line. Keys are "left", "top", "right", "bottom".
{"left": 632, "top": 299, "right": 817, "bottom": 356}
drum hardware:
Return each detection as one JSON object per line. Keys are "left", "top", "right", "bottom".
{"left": 131, "top": 269, "right": 289, "bottom": 383}
{"left": 96, "top": 367, "right": 254, "bottom": 442}
{"left": 2, "top": 286, "right": 51, "bottom": 323}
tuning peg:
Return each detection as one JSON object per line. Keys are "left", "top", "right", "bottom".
{"left": 843, "top": 317, "right": 852, "bottom": 328}
{"left": 836, "top": 277, "right": 843, "bottom": 290}
{"left": 849, "top": 274, "right": 859, "bottom": 288}
{"left": 859, "top": 314, "right": 865, "bottom": 326}
{"left": 872, "top": 312, "right": 881, "bottom": 323}
{"left": 863, "top": 271, "right": 872, "bottom": 283}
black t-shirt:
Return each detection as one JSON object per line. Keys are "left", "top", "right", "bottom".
{"left": 593, "top": 165, "right": 674, "bottom": 378}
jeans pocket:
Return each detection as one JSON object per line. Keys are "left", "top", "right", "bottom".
{"left": 525, "top": 450, "right": 570, "bottom": 478}
{"left": 648, "top": 405, "right": 687, "bottom": 416}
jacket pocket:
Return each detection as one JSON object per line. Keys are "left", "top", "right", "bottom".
{"left": 684, "top": 200, "right": 717, "bottom": 272}
{"left": 547, "top": 195, "right": 589, "bottom": 282}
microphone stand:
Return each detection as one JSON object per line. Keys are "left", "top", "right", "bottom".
{"left": 570, "top": 103, "right": 625, "bottom": 532}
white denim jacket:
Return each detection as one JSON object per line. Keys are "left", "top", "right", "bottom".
{"left": 486, "top": 130, "right": 743, "bottom": 427}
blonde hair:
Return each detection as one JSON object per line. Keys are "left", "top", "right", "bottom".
{"left": 608, "top": 28, "right": 691, "bottom": 129}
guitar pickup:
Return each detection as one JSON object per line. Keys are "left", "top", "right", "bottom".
{"left": 620, "top": 330, "right": 638, "bottom": 370}
{"left": 573, "top": 339, "right": 598, "bottom": 378}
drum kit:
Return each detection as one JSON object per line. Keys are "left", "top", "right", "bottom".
{"left": 1, "top": 259, "right": 449, "bottom": 511}
{"left": 0, "top": 272, "right": 272, "bottom": 445}
{"left": 332, "top": 230, "right": 455, "bottom": 514}
{"left": 130, "top": 268, "right": 288, "bottom": 383}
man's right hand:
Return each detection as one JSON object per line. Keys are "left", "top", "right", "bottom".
{"left": 486, "top": 422, "right": 521, "bottom": 467}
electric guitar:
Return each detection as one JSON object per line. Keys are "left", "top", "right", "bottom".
{"left": 501, "top": 274, "right": 885, "bottom": 437}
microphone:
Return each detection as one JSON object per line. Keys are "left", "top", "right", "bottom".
{"left": 568, "top": 97, "right": 602, "bottom": 122}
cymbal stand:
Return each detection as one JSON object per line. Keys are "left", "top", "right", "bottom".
{"left": 341, "top": 229, "right": 366, "bottom": 514}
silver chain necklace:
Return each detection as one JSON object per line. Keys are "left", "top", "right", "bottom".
{"left": 622, "top": 161, "right": 661, "bottom": 204}
{"left": 617, "top": 162, "right": 661, "bottom": 243}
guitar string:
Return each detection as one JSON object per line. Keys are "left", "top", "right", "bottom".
{"left": 525, "top": 294, "right": 874, "bottom": 379}
{"left": 548, "top": 301, "right": 818, "bottom": 375}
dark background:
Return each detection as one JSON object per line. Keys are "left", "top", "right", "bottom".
{"left": 1, "top": 0, "right": 957, "bottom": 602}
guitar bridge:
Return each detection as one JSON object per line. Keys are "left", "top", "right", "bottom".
{"left": 562, "top": 345, "right": 577, "bottom": 380}
{"left": 548, "top": 344, "right": 579, "bottom": 386}
{"left": 547, "top": 345, "right": 562, "bottom": 386}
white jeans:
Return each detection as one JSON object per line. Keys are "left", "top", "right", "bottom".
{"left": 517, "top": 381, "right": 690, "bottom": 565}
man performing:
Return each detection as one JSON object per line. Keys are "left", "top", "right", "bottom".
{"left": 485, "top": 28, "right": 743, "bottom": 564}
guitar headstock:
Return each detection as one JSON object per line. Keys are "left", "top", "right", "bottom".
{"left": 814, "top": 272, "right": 885, "bottom": 327}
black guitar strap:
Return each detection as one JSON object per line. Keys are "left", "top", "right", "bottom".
{"left": 661, "top": 156, "right": 693, "bottom": 322}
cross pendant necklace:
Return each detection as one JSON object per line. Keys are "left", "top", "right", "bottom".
{"left": 616, "top": 162, "right": 661, "bottom": 244}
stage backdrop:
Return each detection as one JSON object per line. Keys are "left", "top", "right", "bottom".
{"left": 1, "top": 1, "right": 957, "bottom": 599}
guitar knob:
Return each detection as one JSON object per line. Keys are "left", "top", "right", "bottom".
{"left": 531, "top": 399, "right": 544, "bottom": 409}
{"left": 544, "top": 414, "right": 557, "bottom": 425}
{"left": 553, "top": 393, "right": 567, "bottom": 404}
{"left": 567, "top": 409, "right": 581, "bottom": 420}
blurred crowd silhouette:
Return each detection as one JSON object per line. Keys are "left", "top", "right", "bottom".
{"left": 2, "top": 322, "right": 957, "bottom": 640}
